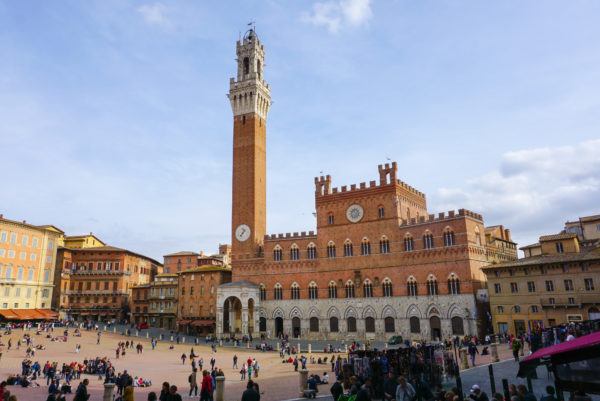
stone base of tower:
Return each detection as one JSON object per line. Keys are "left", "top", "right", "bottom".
{"left": 216, "top": 280, "right": 260, "bottom": 338}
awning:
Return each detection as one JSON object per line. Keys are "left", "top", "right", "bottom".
{"left": 518, "top": 331, "right": 600, "bottom": 378}
{"left": 177, "top": 320, "right": 192, "bottom": 325}
{"left": 190, "top": 319, "right": 214, "bottom": 327}
{"left": 0, "top": 309, "right": 59, "bottom": 321}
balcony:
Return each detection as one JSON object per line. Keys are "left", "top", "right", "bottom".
{"left": 65, "top": 290, "right": 128, "bottom": 296}
{"left": 541, "top": 297, "right": 580, "bottom": 307}
{"left": 67, "top": 270, "right": 131, "bottom": 276}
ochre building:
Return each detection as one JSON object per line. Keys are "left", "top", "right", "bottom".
{"left": 0, "top": 215, "right": 63, "bottom": 316}
{"left": 484, "top": 221, "right": 600, "bottom": 335}
{"left": 216, "top": 30, "right": 517, "bottom": 341}
{"left": 57, "top": 245, "right": 162, "bottom": 322}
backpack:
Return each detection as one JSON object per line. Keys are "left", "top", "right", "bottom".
{"left": 188, "top": 374, "right": 193, "bottom": 383}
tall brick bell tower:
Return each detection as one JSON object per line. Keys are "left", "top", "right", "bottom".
{"left": 228, "top": 28, "right": 271, "bottom": 262}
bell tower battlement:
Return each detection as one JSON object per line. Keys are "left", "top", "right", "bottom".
{"left": 228, "top": 29, "right": 271, "bottom": 119}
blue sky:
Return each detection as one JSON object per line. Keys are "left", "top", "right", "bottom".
{"left": 1, "top": 0, "right": 599, "bottom": 260}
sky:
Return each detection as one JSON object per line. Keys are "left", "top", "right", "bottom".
{"left": 1, "top": 0, "right": 599, "bottom": 261}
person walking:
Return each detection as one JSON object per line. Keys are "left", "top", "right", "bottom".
{"left": 512, "top": 339, "right": 521, "bottom": 362}
{"left": 233, "top": 354, "right": 238, "bottom": 369}
{"left": 240, "top": 364, "right": 247, "bottom": 381}
{"left": 468, "top": 342, "right": 479, "bottom": 367}
{"left": 74, "top": 379, "right": 90, "bottom": 401}
{"left": 200, "top": 370, "right": 212, "bottom": 401}
{"left": 189, "top": 368, "right": 198, "bottom": 397}
{"left": 181, "top": 353, "right": 187, "bottom": 365}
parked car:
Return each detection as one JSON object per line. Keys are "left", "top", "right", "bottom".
{"left": 387, "top": 335, "right": 403, "bottom": 345}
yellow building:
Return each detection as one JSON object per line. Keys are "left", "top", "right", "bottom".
{"left": 58, "top": 233, "right": 106, "bottom": 249}
{"left": 0, "top": 214, "right": 63, "bottom": 314}
{"left": 483, "top": 231, "right": 600, "bottom": 335}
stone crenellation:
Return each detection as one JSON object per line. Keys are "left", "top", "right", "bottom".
{"left": 400, "top": 208, "right": 483, "bottom": 227}
{"left": 264, "top": 231, "right": 317, "bottom": 241}
{"left": 314, "top": 163, "right": 425, "bottom": 199}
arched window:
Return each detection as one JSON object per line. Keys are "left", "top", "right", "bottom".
{"left": 259, "top": 284, "right": 267, "bottom": 301}
{"left": 423, "top": 233, "right": 434, "bottom": 249}
{"left": 514, "top": 305, "right": 521, "bottom": 313}
{"left": 404, "top": 235, "right": 414, "bottom": 251}
{"left": 327, "top": 242, "right": 336, "bottom": 258}
{"left": 308, "top": 282, "right": 318, "bottom": 300}
{"left": 363, "top": 280, "right": 373, "bottom": 298}
{"left": 327, "top": 213, "right": 334, "bottom": 225}
{"left": 291, "top": 283, "right": 300, "bottom": 300}
{"left": 443, "top": 229, "right": 456, "bottom": 247}
{"left": 243, "top": 57, "right": 250, "bottom": 74}
{"left": 309, "top": 317, "right": 319, "bottom": 332}
{"left": 378, "top": 206, "right": 385, "bottom": 219}
{"left": 407, "top": 277, "right": 418, "bottom": 296}
{"left": 307, "top": 243, "right": 317, "bottom": 260}
{"left": 343, "top": 240, "right": 353, "bottom": 257}
{"left": 379, "top": 236, "right": 390, "bottom": 254}
{"left": 451, "top": 316, "right": 464, "bottom": 335}
{"left": 382, "top": 278, "right": 393, "bottom": 297}
{"left": 384, "top": 317, "right": 395, "bottom": 333}
{"left": 427, "top": 275, "right": 438, "bottom": 296}
{"left": 447, "top": 274, "right": 460, "bottom": 295}
{"left": 328, "top": 281, "right": 337, "bottom": 299}
{"left": 274, "top": 283, "right": 283, "bottom": 300}
{"left": 290, "top": 244, "right": 300, "bottom": 260}
{"left": 347, "top": 317, "right": 357, "bottom": 332}
{"left": 256, "top": 59, "right": 261, "bottom": 80}
{"left": 365, "top": 317, "right": 376, "bottom": 333}
{"left": 259, "top": 317, "right": 267, "bottom": 332}
{"left": 330, "top": 317, "right": 339, "bottom": 332}
{"left": 345, "top": 281, "right": 355, "bottom": 298}
{"left": 361, "top": 238, "right": 371, "bottom": 255}
{"left": 273, "top": 245, "right": 282, "bottom": 261}
{"left": 410, "top": 316, "right": 420, "bottom": 333}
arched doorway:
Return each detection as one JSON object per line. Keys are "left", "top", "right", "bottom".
{"left": 223, "top": 296, "right": 242, "bottom": 334}
{"left": 365, "top": 317, "right": 375, "bottom": 333}
{"left": 292, "top": 317, "right": 301, "bottom": 338}
{"left": 384, "top": 317, "right": 395, "bottom": 333}
{"left": 248, "top": 298, "right": 255, "bottom": 334}
{"left": 430, "top": 316, "right": 441, "bottom": 340}
{"left": 309, "top": 317, "right": 319, "bottom": 332}
{"left": 451, "top": 316, "right": 464, "bottom": 335}
{"left": 275, "top": 317, "right": 284, "bottom": 338}
{"left": 330, "top": 317, "right": 339, "bottom": 332}
{"left": 259, "top": 317, "right": 267, "bottom": 332}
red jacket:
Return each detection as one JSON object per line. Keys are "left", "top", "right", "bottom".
{"left": 201, "top": 375, "right": 212, "bottom": 393}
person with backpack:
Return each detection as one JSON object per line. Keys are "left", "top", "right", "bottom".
{"left": 189, "top": 368, "right": 198, "bottom": 397}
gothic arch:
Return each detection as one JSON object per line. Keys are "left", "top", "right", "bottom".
{"left": 289, "top": 306, "right": 303, "bottom": 319}
{"left": 406, "top": 304, "right": 422, "bottom": 318}
{"left": 362, "top": 305, "right": 376, "bottom": 319}
{"left": 272, "top": 307, "right": 285, "bottom": 319}
{"left": 327, "top": 306, "right": 340, "bottom": 318}
{"left": 308, "top": 307, "right": 320, "bottom": 318}
{"left": 259, "top": 308, "right": 267, "bottom": 318}
{"left": 426, "top": 304, "right": 441, "bottom": 317}
{"left": 344, "top": 306, "right": 357, "bottom": 319}
{"left": 381, "top": 305, "right": 396, "bottom": 319}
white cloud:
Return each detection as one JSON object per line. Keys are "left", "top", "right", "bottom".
{"left": 302, "top": 0, "right": 372, "bottom": 33}
{"left": 137, "top": 3, "right": 169, "bottom": 27}
{"left": 435, "top": 139, "right": 600, "bottom": 247}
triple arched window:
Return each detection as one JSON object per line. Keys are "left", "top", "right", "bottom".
{"left": 328, "top": 281, "right": 338, "bottom": 299}
{"left": 382, "top": 278, "right": 393, "bottom": 297}
{"left": 407, "top": 277, "right": 418, "bottom": 296}
{"left": 423, "top": 233, "right": 434, "bottom": 249}
{"left": 345, "top": 281, "right": 355, "bottom": 298}
{"left": 443, "top": 230, "right": 456, "bottom": 247}
{"left": 448, "top": 274, "right": 461, "bottom": 295}
{"left": 360, "top": 238, "right": 371, "bottom": 256}
{"left": 404, "top": 236, "right": 414, "bottom": 251}
{"left": 379, "top": 236, "right": 390, "bottom": 254}
{"left": 327, "top": 242, "right": 336, "bottom": 258}
{"left": 274, "top": 283, "right": 283, "bottom": 300}
{"left": 363, "top": 280, "right": 373, "bottom": 298}
{"left": 307, "top": 243, "right": 317, "bottom": 260}
{"left": 259, "top": 284, "right": 266, "bottom": 301}
{"left": 290, "top": 244, "right": 300, "bottom": 260}
{"left": 273, "top": 246, "right": 282, "bottom": 261}
{"left": 308, "top": 282, "right": 318, "bottom": 300}
{"left": 291, "top": 283, "right": 300, "bottom": 300}
{"left": 427, "top": 275, "right": 438, "bottom": 296}
{"left": 343, "top": 240, "right": 353, "bottom": 257}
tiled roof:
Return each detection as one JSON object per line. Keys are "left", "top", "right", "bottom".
{"left": 482, "top": 246, "right": 600, "bottom": 269}
{"left": 519, "top": 243, "right": 540, "bottom": 250}
{"left": 180, "top": 265, "right": 231, "bottom": 274}
{"left": 539, "top": 233, "right": 577, "bottom": 241}
{"left": 66, "top": 246, "right": 163, "bottom": 266}
{"left": 164, "top": 251, "right": 200, "bottom": 257}
{"left": 580, "top": 214, "right": 600, "bottom": 222}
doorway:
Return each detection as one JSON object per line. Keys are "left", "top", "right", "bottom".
{"left": 292, "top": 317, "right": 301, "bottom": 338}
{"left": 430, "top": 316, "right": 441, "bottom": 341}
{"left": 275, "top": 317, "right": 284, "bottom": 338}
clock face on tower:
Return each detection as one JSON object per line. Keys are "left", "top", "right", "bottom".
{"left": 346, "top": 204, "right": 364, "bottom": 223}
{"left": 235, "top": 224, "right": 251, "bottom": 242}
